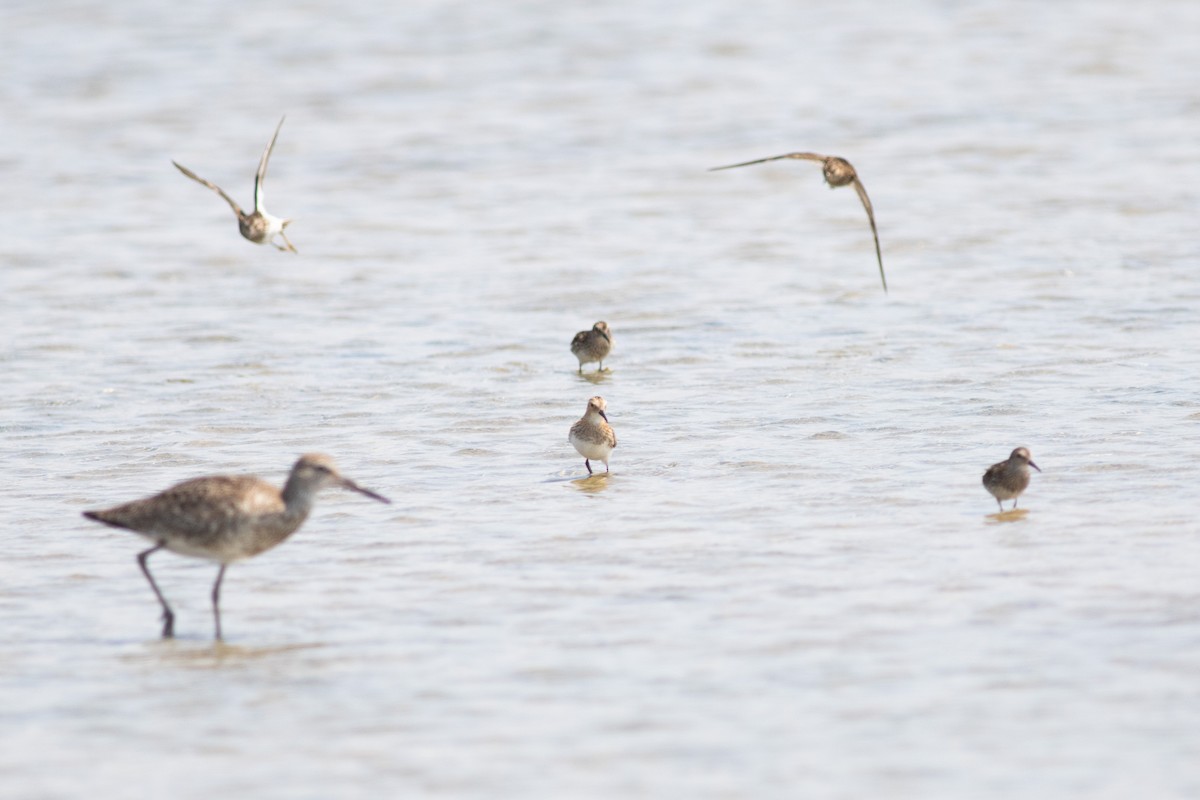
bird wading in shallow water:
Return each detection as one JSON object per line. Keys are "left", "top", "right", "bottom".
{"left": 982, "top": 447, "right": 1041, "bottom": 511}
{"left": 710, "top": 152, "right": 887, "bottom": 293}
{"left": 569, "top": 396, "right": 617, "bottom": 475}
{"left": 571, "top": 321, "right": 613, "bottom": 373}
{"left": 173, "top": 115, "right": 298, "bottom": 253}
{"left": 83, "top": 454, "right": 389, "bottom": 640}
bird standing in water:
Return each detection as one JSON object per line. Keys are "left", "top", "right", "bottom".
{"left": 569, "top": 396, "right": 617, "bottom": 475}
{"left": 571, "top": 321, "right": 614, "bottom": 373}
{"left": 83, "top": 454, "right": 389, "bottom": 639}
{"left": 982, "top": 447, "right": 1041, "bottom": 511}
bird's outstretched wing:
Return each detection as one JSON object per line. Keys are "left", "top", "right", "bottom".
{"left": 850, "top": 178, "right": 887, "bottom": 293}
{"left": 254, "top": 115, "right": 287, "bottom": 214}
{"left": 708, "top": 152, "right": 827, "bottom": 171}
{"left": 173, "top": 161, "right": 244, "bottom": 217}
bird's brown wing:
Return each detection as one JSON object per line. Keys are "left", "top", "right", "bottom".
{"left": 850, "top": 177, "right": 887, "bottom": 294}
{"left": 709, "top": 152, "right": 827, "bottom": 171}
{"left": 981, "top": 463, "right": 1002, "bottom": 485}
{"left": 84, "top": 476, "right": 278, "bottom": 543}
{"left": 173, "top": 161, "right": 244, "bottom": 217}
{"left": 255, "top": 115, "right": 286, "bottom": 214}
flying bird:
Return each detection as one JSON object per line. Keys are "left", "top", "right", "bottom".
{"left": 711, "top": 152, "right": 886, "bottom": 293}
{"left": 173, "top": 115, "right": 298, "bottom": 253}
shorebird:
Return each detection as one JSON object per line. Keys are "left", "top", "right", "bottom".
{"left": 571, "top": 321, "right": 613, "bottom": 373}
{"left": 710, "top": 152, "right": 887, "bottom": 293}
{"left": 569, "top": 396, "right": 617, "bottom": 475}
{"left": 172, "top": 115, "right": 298, "bottom": 253}
{"left": 982, "top": 447, "right": 1041, "bottom": 511}
{"left": 82, "top": 454, "right": 389, "bottom": 640}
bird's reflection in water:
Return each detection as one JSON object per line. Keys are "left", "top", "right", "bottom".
{"left": 576, "top": 369, "right": 611, "bottom": 386}
{"left": 126, "top": 639, "right": 325, "bottom": 669}
{"left": 986, "top": 508, "right": 1030, "bottom": 524}
{"left": 571, "top": 474, "right": 612, "bottom": 494}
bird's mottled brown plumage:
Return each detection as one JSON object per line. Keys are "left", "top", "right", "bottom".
{"left": 571, "top": 321, "right": 613, "bottom": 373}
{"left": 87, "top": 475, "right": 301, "bottom": 561}
{"left": 568, "top": 396, "right": 617, "bottom": 474}
{"left": 710, "top": 151, "right": 887, "bottom": 293}
{"left": 982, "top": 447, "right": 1041, "bottom": 511}
{"left": 83, "top": 454, "right": 389, "bottom": 639}
{"left": 172, "top": 115, "right": 298, "bottom": 253}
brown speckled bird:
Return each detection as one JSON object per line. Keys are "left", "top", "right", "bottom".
{"left": 570, "top": 321, "right": 613, "bottom": 373}
{"left": 83, "top": 454, "right": 389, "bottom": 639}
{"left": 982, "top": 447, "right": 1041, "bottom": 511}
{"left": 173, "top": 115, "right": 298, "bottom": 253}
{"left": 711, "top": 152, "right": 886, "bottom": 293}
{"left": 568, "top": 396, "right": 617, "bottom": 474}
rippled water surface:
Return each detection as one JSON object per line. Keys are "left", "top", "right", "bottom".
{"left": 3, "top": 0, "right": 1200, "bottom": 797}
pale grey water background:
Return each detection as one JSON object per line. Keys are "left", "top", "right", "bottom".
{"left": 3, "top": 0, "right": 1200, "bottom": 797}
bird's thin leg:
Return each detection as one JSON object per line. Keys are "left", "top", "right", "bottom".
{"left": 585, "top": 459, "right": 593, "bottom": 475}
{"left": 278, "top": 232, "right": 298, "bottom": 254}
{"left": 211, "top": 564, "right": 228, "bottom": 641}
{"left": 598, "top": 360, "right": 604, "bottom": 372}
{"left": 137, "top": 543, "right": 174, "bottom": 638}
{"left": 996, "top": 499, "right": 1003, "bottom": 512}
{"left": 605, "top": 463, "right": 610, "bottom": 473}
{"left": 1013, "top": 498, "right": 1019, "bottom": 510}
{"left": 578, "top": 364, "right": 584, "bottom": 374}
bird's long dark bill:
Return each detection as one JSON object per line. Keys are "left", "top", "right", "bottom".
{"left": 1028, "top": 461, "right": 1042, "bottom": 472}
{"left": 598, "top": 410, "right": 609, "bottom": 422}
{"left": 342, "top": 479, "right": 391, "bottom": 504}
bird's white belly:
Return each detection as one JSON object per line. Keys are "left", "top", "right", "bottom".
{"left": 260, "top": 214, "right": 285, "bottom": 237}
{"left": 570, "top": 434, "right": 613, "bottom": 461}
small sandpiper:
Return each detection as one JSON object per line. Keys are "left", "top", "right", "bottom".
{"left": 173, "top": 115, "right": 298, "bottom": 253}
{"left": 569, "top": 396, "right": 617, "bottom": 475}
{"left": 710, "top": 152, "right": 887, "bottom": 293}
{"left": 82, "top": 454, "right": 389, "bottom": 640}
{"left": 982, "top": 447, "right": 1041, "bottom": 511}
{"left": 571, "top": 321, "right": 613, "bottom": 373}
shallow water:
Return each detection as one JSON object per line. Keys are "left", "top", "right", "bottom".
{"left": 3, "top": 0, "right": 1200, "bottom": 797}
